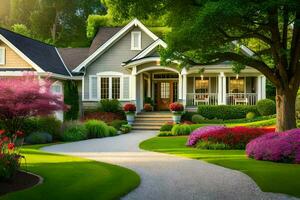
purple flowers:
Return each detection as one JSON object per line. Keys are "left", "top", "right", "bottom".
{"left": 246, "top": 128, "right": 300, "bottom": 164}
{"left": 186, "top": 126, "right": 226, "bottom": 146}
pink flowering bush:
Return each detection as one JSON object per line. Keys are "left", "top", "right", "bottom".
{"left": 187, "top": 126, "right": 274, "bottom": 149}
{"left": 246, "top": 128, "right": 300, "bottom": 164}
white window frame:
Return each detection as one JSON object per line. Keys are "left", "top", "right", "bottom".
{"left": 0, "top": 47, "right": 5, "bottom": 65}
{"left": 89, "top": 75, "right": 99, "bottom": 100}
{"left": 51, "top": 81, "right": 63, "bottom": 95}
{"left": 131, "top": 31, "right": 142, "bottom": 50}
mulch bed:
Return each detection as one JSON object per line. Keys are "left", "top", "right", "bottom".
{"left": 82, "top": 111, "right": 126, "bottom": 123}
{"left": 0, "top": 171, "right": 41, "bottom": 196}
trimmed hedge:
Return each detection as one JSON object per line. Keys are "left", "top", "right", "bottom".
{"left": 98, "top": 99, "right": 121, "bottom": 113}
{"left": 198, "top": 105, "right": 259, "bottom": 120}
{"left": 160, "top": 123, "right": 174, "bottom": 132}
{"left": 256, "top": 99, "right": 276, "bottom": 116}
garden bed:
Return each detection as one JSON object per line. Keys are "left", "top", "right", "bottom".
{"left": 0, "top": 170, "right": 41, "bottom": 196}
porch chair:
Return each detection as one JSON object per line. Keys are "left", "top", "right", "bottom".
{"left": 234, "top": 97, "right": 248, "bottom": 105}
{"left": 194, "top": 94, "right": 210, "bottom": 105}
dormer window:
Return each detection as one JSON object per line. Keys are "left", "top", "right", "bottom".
{"left": 0, "top": 47, "right": 5, "bottom": 65}
{"left": 131, "top": 31, "right": 141, "bottom": 50}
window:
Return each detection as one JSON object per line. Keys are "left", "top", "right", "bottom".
{"left": 0, "top": 47, "right": 5, "bottom": 65}
{"left": 229, "top": 77, "right": 245, "bottom": 93}
{"left": 90, "top": 76, "right": 98, "bottom": 99}
{"left": 112, "top": 77, "right": 120, "bottom": 99}
{"left": 131, "top": 31, "right": 141, "bottom": 50}
{"left": 123, "top": 77, "right": 130, "bottom": 99}
{"left": 195, "top": 77, "right": 209, "bottom": 93}
{"left": 51, "top": 83, "right": 62, "bottom": 94}
{"left": 100, "top": 77, "right": 109, "bottom": 99}
{"left": 160, "top": 82, "right": 170, "bottom": 99}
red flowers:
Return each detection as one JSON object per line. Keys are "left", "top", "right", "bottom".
{"left": 143, "top": 104, "right": 153, "bottom": 112}
{"left": 16, "top": 131, "right": 24, "bottom": 137}
{"left": 0, "top": 130, "right": 5, "bottom": 135}
{"left": 169, "top": 102, "right": 184, "bottom": 112}
{"left": 7, "top": 143, "right": 15, "bottom": 150}
{"left": 123, "top": 103, "right": 136, "bottom": 112}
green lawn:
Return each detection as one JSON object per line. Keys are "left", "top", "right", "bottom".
{"left": 1, "top": 145, "right": 140, "bottom": 200}
{"left": 140, "top": 136, "right": 300, "bottom": 198}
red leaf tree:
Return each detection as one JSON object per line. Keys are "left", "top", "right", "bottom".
{"left": 0, "top": 74, "right": 65, "bottom": 136}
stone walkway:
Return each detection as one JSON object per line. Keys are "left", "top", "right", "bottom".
{"left": 42, "top": 131, "right": 297, "bottom": 200}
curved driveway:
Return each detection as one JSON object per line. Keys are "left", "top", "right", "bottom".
{"left": 42, "top": 131, "right": 297, "bottom": 200}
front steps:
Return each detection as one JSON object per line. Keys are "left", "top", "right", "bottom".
{"left": 132, "top": 112, "right": 172, "bottom": 131}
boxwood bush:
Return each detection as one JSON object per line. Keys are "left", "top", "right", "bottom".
{"left": 85, "top": 120, "right": 110, "bottom": 138}
{"left": 256, "top": 99, "right": 276, "bottom": 116}
{"left": 197, "top": 105, "right": 259, "bottom": 120}
{"left": 160, "top": 123, "right": 174, "bottom": 132}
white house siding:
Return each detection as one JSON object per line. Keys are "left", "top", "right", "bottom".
{"left": 83, "top": 27, "right": 154, "bottom": 100}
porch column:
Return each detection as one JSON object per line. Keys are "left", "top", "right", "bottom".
{"left": 257, "top": 75, "right": 266, "bottom": 101}
{"left": 147, "top": 76, "right": 151, "bottom": 97}
{"left": 182, "top": 68, "right": 188, "bottom": 106}
{"left": 218, "top": 72, "right": 226, "bottom": 105}
{"left": 178, "top": 74, "right": 183, "bottom": 100}
{"left": 131, "top": 66, "right": 137, "bottom": 103}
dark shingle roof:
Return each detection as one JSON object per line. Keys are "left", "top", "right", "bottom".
{"left": 89, "top": 27, "right": 123, "bottom": 55}
{"left": 58, "top": 48, "right": 89, "bottom": 71}
{"left": 0, "top": 28, "right": 70, "bottom": 76}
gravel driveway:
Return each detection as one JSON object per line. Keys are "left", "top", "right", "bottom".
{"left": 42, "top": 131, "right": 297, "bottom": 200}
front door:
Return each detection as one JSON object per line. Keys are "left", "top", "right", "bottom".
{"left": 157, "top": 81, "right": 174, "bottom": 110}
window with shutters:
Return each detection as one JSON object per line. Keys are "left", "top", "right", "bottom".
{"left": 131, "top": 31, "right": 141, "bottom": 50}
{"left": 0, "top": 47, "right": 5, "bottom": 65}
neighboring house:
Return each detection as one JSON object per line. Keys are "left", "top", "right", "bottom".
{"left": 0, "top": 19, "right": 266, "bottom": 115}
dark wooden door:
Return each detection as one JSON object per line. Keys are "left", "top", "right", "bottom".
{"left": 157, "top": 81, "right": 174, "bottom": 110}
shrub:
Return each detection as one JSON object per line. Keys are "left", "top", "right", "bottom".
{"left": 181, "top": 112, "right": 197, "bottom": 122}
{"left": 171, "top": 124, "right": 192, "bottom": 136}
{"left": 169, "top": 102, "right": 184, "bottom": 112}
{"left": 108, "top": 126, "right": 117, "bottom": 136}
{"left": 83, "top": 111, "right": 125, "bottom": 122}
{"left": 109, "top": 120, "right": 127, "bottom": 130}
{"left": 61, "top": 121, "right": 87, "bottom": 141}
{"left": 246, "top": 112, "right": 256, "bottom": 120}
{"left": 123, "top": 103, "right": 136, "bottom": 112}
{"left": 144, "top": 97, "right": 154, "bottom": 106}
{"left": 84, "top": 120, "right": 109, "bottom": 138}
{"left": 187, "top": 126, "right": 274, "bottom": 149}
{"left": 246, "top": 128, "right": 300, "bottom": 163}
{"left": 36, "top": 116, "right": 62, "bottom": 139}
{"left": 160, "top": 122, "right": 174, "bottom": 132}
{"left": 120, "top": 124, "right": 132, "bottom": 134}
{"left": 144, "top": 104, "right": 153, "bottom": 112}
{"left": 198, "top": 105, "right": 259, "bottom": 120}
{"left": 98, "top": 99, "right": 121, "bottom": 113}
{"left": 256, "top": 99, "right": 276, "bottom": 116}
{"left": 158, "top": 131, "right": 173, "bottom": 136}
{"left": 63, "top": 80, "right": 79, "bottom": 120}
{"left": 25, "top": 132, "right": 53, "bottom": 144}
{"left": 196, "top": 141, "right": 229, "bottom": 150}
{"left": 192, "top": 114, "right": 205, "bottom": 123}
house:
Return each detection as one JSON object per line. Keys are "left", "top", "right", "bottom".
{"left": 0, "top": 19, "right": 266, "bottom": 116}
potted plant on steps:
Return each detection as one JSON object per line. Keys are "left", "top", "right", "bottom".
{"left": 169, "top": 102, "right": 184, "bottom": 124}
{"left": 123, "top": 103, "right": 136, "bottom": 125}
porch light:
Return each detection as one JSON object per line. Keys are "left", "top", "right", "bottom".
{"left": 201, "top": 74, "right": 204, "bottom": 80}
{"left": 236, "top": 74, "right": 239, "bottom": 79}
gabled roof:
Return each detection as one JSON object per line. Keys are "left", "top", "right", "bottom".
{"left": 58, "top": 48, "right": 90, "bottom": 71}
{"left": 123, "top": 39, "right": 167, "bottom": 65}
{"left": 73, "top": 19, "right": 160, "bottom": 73}
{"left": 0, "top": 28, "right": 71, "bottom": 76}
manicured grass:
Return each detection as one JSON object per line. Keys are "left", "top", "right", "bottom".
{"left": 140, "top": 136, "right": 300, "bottom": 198}
{"left": 1, "top": 144, "right": 140, "bottom": 200}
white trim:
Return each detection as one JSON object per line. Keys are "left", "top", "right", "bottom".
{"left": 73, "top": 19, "right": 159, "bottom": 73}
{"left": 55, "top": 48, "right": 72, "bottom": 77}
{"left": 89, "top": 75, "right": 98, "bottom": 100}
{"left": 0, "top": 34, "right": 45, "bottom": 72}
{"left": 0, "top": 47, "right": 5, "bottom": 65}
{"left": 123, "top": 57, "right": 161, "bottom": 68}
{"left": 136, "top": 66, "right": 180, "bottom": 75}
{"left": 131, "top": 39, "right": 167, "bottom": 61}
{"left": 82, "top": 76, "right": 85, "bottom": 101}
{"left": 96, "top": 71, "right": 124, "bottom": 76}
{"left": 131, "top": 31, "right": 142, "bottom": 50}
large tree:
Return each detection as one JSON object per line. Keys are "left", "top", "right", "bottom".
{"left": 106, "top": 0, "right": 300, "bottom": 131}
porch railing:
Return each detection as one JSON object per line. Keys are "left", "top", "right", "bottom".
{"left": 226, "top": 93, "right": 257, "bottom": 105}
{"left": 186, "top": 93, "right": 218, "bottom": 106}
{"left": 186, "top": 93, "right": 258, "bottom": 106}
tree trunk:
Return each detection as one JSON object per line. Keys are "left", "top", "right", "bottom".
{"left": 276, "top": 87, "right": 297, "bottom": 131}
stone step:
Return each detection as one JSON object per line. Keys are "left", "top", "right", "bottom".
{"left": 132, "top": 125, "right": 161, "bottom": 130}
{"left": 136, "top": 115, "right": 172, "bottom": 118}
{"left": 137, "top": 112, "right": 172, "bottom": 115}
{"left": 133, "top": 122, "right": 165, "bottom": 126}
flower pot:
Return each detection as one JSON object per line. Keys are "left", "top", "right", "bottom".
{"left": 126, "top": 113, "right": 135, "bottom": 125}
{"left": 172, "top": 111, "right": 182, "bottom": 124}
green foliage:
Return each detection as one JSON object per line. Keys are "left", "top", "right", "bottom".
{"left": 25, "top": 132, "right": 53, "bottom": 144}
{"left": 171, "top": 124, "right": 192, "bottom": 136}
{"left": 0, "top": 153, "right": 21, "bottom": 181}
{"left": 160, "top": 123, "right": 174, "bottom": 132}
{"left": 120, "top": 124, "right": 132, "bottom": 134}
{"left": 266, "top": 80, "right": 276, "bottom": 101}
{"left": 246, "top": 112, "right": 256, "bottom": 120}
{"left": 108, "top": 120, "right": 127, "bottom": 130}
{"left": 61, "top": 121, "right": 87, "bottom": 141}
{"left": 158, "top": 131, "right": 173, "bottom": 137}
{"left": 257, "top": 99, "right": 276, "bottom": 116}
{"left": 144, "top": 97, "right": 155, "bottom": 106}
{"left": 84, "top": 120, "right": 110, "bottom": 138}
{"left": 295, "top": 90, "right": 300, "bottom": 119}
{"left": 108, "top": 126, "right": 117, "bottom": 136}
{"left": 64, "top": 80, "right": 79, "bottom": 121}
{"left": 196, "top": 141, "right": 229, "bottom": 150}
{"left": 228, "top": 118, "right": 276, "bottom": 128}
{"left": 11, "top": 24, "right": 31, "bottom": 37}
{"left": 198, "top": 105, "right": 259, "bottom": 120}
{"left": 181, "top": 112, "right": 197, "bottom": 122}
{"left": 98, "top": 99, "right": 121, "bottom": 113}
{"left": 191, "top": 114, "right": 205, "bottom": 123}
